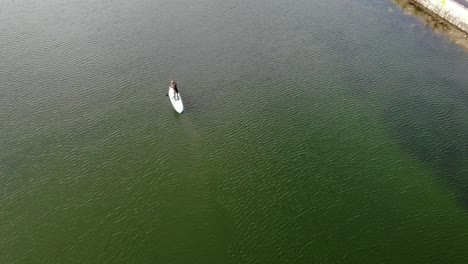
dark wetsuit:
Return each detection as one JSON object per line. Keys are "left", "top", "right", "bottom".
{"left": 172, "top": 83, "right": 179, "bottom": 94}
{"left": 171, "top": 82, "right": 179, "bottom": 99}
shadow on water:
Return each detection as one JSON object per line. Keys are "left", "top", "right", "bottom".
{"left": 383, "top": 94, "right": 468, "bottom": 206}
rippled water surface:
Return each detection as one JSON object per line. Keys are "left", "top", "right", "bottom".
{"left": 1, "top": 0, "right": 468, "bottom": 263}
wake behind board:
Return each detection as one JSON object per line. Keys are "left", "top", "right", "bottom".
{"left": 168, "top": 86, "right": 184, "bottom": 113}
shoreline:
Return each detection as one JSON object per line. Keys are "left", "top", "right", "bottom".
{"left": 411, "top": 0, "right": 468, "bottom": 33}
{"left": 392, "top": 0, "right": 468, "bottom": 49}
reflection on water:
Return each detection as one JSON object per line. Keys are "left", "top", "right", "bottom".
{"left": 387, "top": 1, "right": 468, "bottom": 207}
{"left": 384, "top": 95, "right": 468, "bottom": 206}
{"left": 391, "top": 0, "right": 468, "bottom": 49}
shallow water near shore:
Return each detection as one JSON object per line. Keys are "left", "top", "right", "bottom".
{"left": 1, "top": 0, "right": 468, "bottom": 263}
{"left": 391, "top": 0, "right": 468, "bottom": 50}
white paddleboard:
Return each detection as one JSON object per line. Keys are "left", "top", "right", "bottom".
{"left": 168, "top": 86, "right": 184, "bottom": 113}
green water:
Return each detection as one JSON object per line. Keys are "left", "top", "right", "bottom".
{"left": 1, "top": 0, "right": 468, "bottom": 263}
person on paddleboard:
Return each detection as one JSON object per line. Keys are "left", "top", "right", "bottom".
{"left": 170, "top": 80, "right": 179, "bottom": 100}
